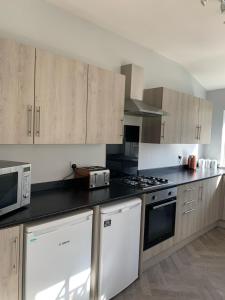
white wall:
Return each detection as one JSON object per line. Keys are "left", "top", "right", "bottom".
{"left": 202, "top": 89, "right": 225, "bottom": 165}
{"left": 0, "top": 0, "right": 206, "bottom": 182}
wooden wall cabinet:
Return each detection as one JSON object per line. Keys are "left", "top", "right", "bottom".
{"left": 142, "top": 87, "right": 183, "bottom": 144}
{"left": 0, "top": 226, "right": 23, "bottom": 300}
{"left": 35, "top": 49, "right": 88, "bottom": 144}
{"left": 86, "top": 65, "right": 125, "bottom": 144}
{"left": 0, "top": 39, "right": 35, "bottom": 144}
{"left": 142, "top": 87, "right": 213, "bottom": 144}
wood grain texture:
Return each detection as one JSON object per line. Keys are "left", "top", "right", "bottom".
{"left": 0, "top": 226, "right": 21, "bottom": 300}
{"left": 115, "top": 227, "right": 225, "bottom": 300}
{"left": 180, "top": 94, "right": 200, "bottom": 144}
{"left": 0, "top": 38, "right": 35, "bottom": 144}
{"left": 142, "top": 87, "right": 183, "bottom": 144}
{"left": 86, "top": 65, "right": 125, "bottom": 144}
{"left": 35, "top": 48, "right": 88, "bottom": 144}
{"left": 198, "top": 99, "right": 213, "bottom": 144}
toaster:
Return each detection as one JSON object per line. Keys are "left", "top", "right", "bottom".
{"left": 75, "top": 166, "right": 110, "bottom": 189}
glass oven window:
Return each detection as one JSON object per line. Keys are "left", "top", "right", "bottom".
{"left": 144, "top": 200, "right": 176, "bottom": 250}
{"left": 0, "top": 172, "right": 18, "bottom": 209}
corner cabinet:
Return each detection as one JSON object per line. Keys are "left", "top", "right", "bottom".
{"left": 0, "top": 226, "right": 23, "bottom": 300}
{"left": 142, "top": 87, "right": 213, "bottom": 144}
{"left": 86, "top": 65, "right": 125, "bottom": 144}
{"left": 34, "top": 49, "right": 88, "bottom": 144}
{"left": 0, "top": 39, "right": 35, "bottom": 144}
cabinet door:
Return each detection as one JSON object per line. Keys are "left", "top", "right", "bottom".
{"left": 0, "top": 226, "right": 22, "bottom": 300}
{"left": 175, "top": 183, "right": 199, "bottom": 243}
{"left": 86, "top": 65, "right": 125, "bottom": 144}
{"left": 0, "top": 39, "right": 35, "bottom": 144}
{"left": 161, "top": 88, "right": 183, "bottom": 144}
{"left": 198, "top": 99, "right": 213, "bottom": 144}
{"left": 181, "top": 94, "right": 199, "bottom": 144}
{"left": 35, "top": 49, "right": 88, "bottom": 144}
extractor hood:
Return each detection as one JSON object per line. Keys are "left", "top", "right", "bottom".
{"left": 121, "top": 64, "right": 167, "bottom": 117}
{"left": 124, "top": 98, "right": 167, "bottom": 117}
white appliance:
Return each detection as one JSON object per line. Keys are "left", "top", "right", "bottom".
{"left": 24, "top": 210, "right": 93, "bottom": 300}
{"left": 98, "top": 198, "right": 142, "bottom": 300}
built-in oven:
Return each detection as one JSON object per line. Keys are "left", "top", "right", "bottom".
{"left": 0, "top": 161, "right": 31, "bottom": 217}
{"left": 143, "top": 187, "right": 177, "bottom": 250}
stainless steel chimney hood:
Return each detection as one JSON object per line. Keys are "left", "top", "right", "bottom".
{"left": 124, "top": 98, "right": 167, "bottom": 117}
{"left": 121, "top": 64, "right": 167, "bottom": 117}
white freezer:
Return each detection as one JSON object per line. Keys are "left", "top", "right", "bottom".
{"left": 98, "top": 198, "right": 142, "bottom": 300}
{"left": 24, "top": 210, "right": 93, "bottom": 300}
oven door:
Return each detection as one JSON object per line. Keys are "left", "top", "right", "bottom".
{"left": 144, "top": 197, "right": 176, "bottom": 250}
{"left": 0, "top": 167, "right": 22, "bottom": 216}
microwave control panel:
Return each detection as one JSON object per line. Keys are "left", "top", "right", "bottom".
{"left": 22, "top": 167, "right": 31, "bottom": 205}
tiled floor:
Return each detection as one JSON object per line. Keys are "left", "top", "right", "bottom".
{"left": 114, "top": 228, "right": 225, "bottom": 300}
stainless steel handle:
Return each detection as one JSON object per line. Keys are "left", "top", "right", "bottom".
{"left": 195, "top": 126, "right": 199, "bottom": 140}
{"left": 153, "top": 200, "right": 176, "bottom": 210}
{"left": 183, "top": 208, "right": 196, "bottom": 214}
{"left": 184, "top": 188, "right": 194, "bottom": 192}
{"left": 184, "top": 200, "right": 196, "bottom": 205}
{"left": 35, "top": 106, "right": 40, "bottom": 137}
{"left": 27, "top": 105, "right": 32, "bottom": 136}
{"left": 199, "top": 125, "right": 202, "bottom": 140}
{"left": 11, "top": 237, "right": 18, "bottom": 274}
{"left": 161, "top": 122, "right": 165, "bottom": 139}
{"left": 120, "top": 119, "right": 124, "bottom": 137}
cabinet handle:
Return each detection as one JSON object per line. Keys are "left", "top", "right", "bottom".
{"left": 184, "top": 188, "right": 194, "bottom": 192}
{"left": 199, "top": 125, "right": 202, "bottom": 140}
{"left": 199, "top": 186, "right": 203, "bottom": 201}
{"left": 120, "top": 119, "right": 124, "bottom": 137}
{"left": 11, "top": 237, "right": 18, "bottom": 274}
{"left": 195, "top": 126, "right": 199, "bottom": 140}
{"left": 161, "top": 122, "right": 165, "bottom": 139}
{"left": 27, "top": 105, "right": 32, "bottom": 136}
{"left": 183, "top": 208, "right": 196, "bottom": 214}
{"left": 184, "top": 200, "right": 196, "bottom": 205}
{"left": 35, "top": 106, "right": 41, "bottom": 137}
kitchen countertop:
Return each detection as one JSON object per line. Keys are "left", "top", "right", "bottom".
{"left": 0, "top": 167, "right": 224, "bottom": 229}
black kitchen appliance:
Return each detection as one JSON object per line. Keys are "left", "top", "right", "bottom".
{"left": 143, "top": 187, "right": 177, "bottom": 250}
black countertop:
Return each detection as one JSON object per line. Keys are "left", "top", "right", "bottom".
{"left": 0, "top": 166, "right": 224, "bottom": 229}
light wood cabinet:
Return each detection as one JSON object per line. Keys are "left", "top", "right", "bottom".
{"left": 180, "top": 95, "right": 199, "bottom": 144}
{"left": 0, "top": 39, "right": 35, "bottom": 144}
{"left": 141, "top": 87, "right": 213, "bottom": 144}
{"left": 0, "top": 226, "right": 23, "bottom": 300}
{"left": 175, "top": 177, "right": 221, "bottom": 244}
{"left": 35, "top": 49, "right": 88, "bottom": 144}
{"left": 198, "top": 99, "right": 213, "bottom": 144}
{"left": 142, "top": 87, "right": 183, "bottom": 144}
{"left": 86, "top": 65, "right": 125, "bottom": 144}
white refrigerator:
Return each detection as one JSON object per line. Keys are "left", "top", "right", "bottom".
{"left": 98, "top": 198, "right": 142, "bottom": 300}
{"left": 24, "top": 210, "right": 93, "bottom": 300}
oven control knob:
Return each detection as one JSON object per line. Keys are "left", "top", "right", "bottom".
{"left": 23, "top": 193, "right": 29, "bottom": 199}
{"left": 168, "top": 191, "right": 172, "bottom": 196}
{"left": 152, "top": 195, "right": 156, "bottom": 200}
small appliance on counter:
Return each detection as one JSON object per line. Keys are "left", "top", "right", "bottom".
{"left": 0, "top": 160, "right": 31, "bottom": 216}
{"left": 75, "top": 166, "right": 110, "bottom": 189}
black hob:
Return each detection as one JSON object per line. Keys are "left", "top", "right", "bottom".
{"left": 122, "top": 176, "right": 171, "bottom": 190}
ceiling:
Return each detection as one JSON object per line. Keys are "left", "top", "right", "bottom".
{"left": 46, "top": 0, "right": 225, "bottom": 91}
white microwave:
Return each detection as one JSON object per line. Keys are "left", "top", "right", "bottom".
{"left": 0, "top": 161, "right": 31, "bottom": 217}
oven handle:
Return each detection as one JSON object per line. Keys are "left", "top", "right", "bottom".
{"left": 152, "top": 200, "right": 176, "bottom": 210}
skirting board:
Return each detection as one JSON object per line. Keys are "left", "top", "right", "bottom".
{"left": 141, "top": 222, "right": 219, "bottom": 273}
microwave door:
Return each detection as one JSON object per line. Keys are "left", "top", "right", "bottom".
{"left": 0, "top": 171, "right": 21, "bottom": 215}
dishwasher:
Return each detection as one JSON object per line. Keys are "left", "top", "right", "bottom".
{"left": 23, "top": 210, "right": 93, "bottom": 300}
{"left": 98, "top": 198, "right": 142, "bottom": 300}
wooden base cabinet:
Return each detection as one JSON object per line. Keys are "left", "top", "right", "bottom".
{"left": 175, "top": 177, "right": 222, "bottom": 244}
{"left": 0, "top": 226, "right": 23, "bottom": 300}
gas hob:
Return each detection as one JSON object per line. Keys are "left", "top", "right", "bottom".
{"left": 122, "top": 175, "right": 172, "bottom": 190}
